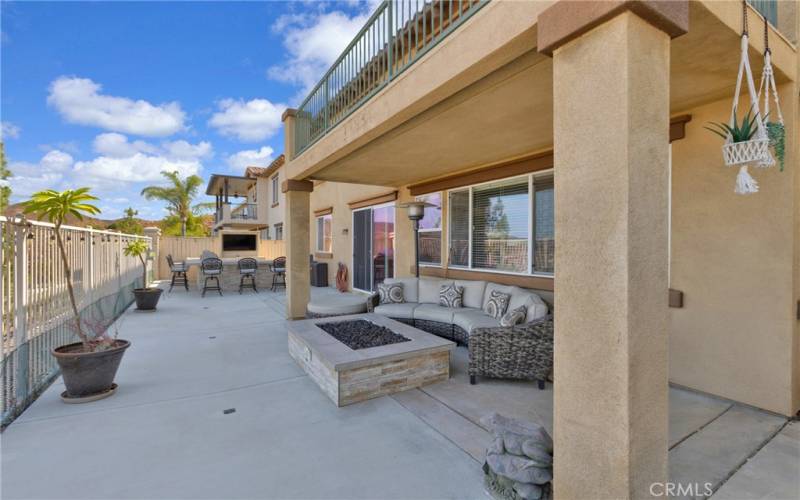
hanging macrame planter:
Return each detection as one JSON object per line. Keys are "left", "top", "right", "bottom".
{"left": 706, "top": 3, "right": 772, "bottom": 195}
{"left": 757, "top": 18, "right": 786, "bottom": 170}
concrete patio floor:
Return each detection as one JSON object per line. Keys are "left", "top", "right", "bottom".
{"left": 2, "top": 284, "right": 797, "bottom": 499}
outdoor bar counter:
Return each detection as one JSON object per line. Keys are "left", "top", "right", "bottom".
{"left": 184, "top": 257, "right": 277, "bottom": 292}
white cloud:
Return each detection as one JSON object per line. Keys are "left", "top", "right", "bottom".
{"left": 162, "top": 139, "right": 213, "bottom": 160}
{"left": 93, "top": 132, "right": 158, "bottom": 158}
{"left": 47, "top": 76, "right": 186, "bottom": 137}
{"left": 77, "top": 133, "right": 210, "bottom": 184}
{"left": 74, "top": 154, "right": 201, "bottom": 184}
{"left": 1, "top": 121, "right": 20, "bottom": 139}
{"left": 208, "top": 98, "right": 285, "bottom": 142}
{"left": 226, "top": 146, "right": 275, "bottom": 173}
{"left": 267, "top": 8, "right": 371, "bottom": 98}
{"left": 39, "top": 150, "right": 75, "bottom": 172}
{"left": 7, "top": 150, "right": 74, "bottom": 198}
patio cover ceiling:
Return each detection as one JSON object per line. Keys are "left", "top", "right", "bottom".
{"left": 205, "top": 174, "right": 256, "bottom": 197}
{"left": 298, "top": 2, "right": 795, "bottom": 189}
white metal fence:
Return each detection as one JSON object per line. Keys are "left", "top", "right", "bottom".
{"left": 1, "top": 215, "right": 152, "bottom": 426}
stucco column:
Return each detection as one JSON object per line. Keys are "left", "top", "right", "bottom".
{"left": 282, "top": 108, "right": 297, "bottom": 161}
{"left": 283, "top": 180, "right": 313, "bottom": 319}
{"left": 539, "top": 2, "right": 687, "bottom": 498}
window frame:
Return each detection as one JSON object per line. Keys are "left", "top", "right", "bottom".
{"left": 446, "top": 170, "right": 554, "bottom": 278}
{"left": 415, "top": 192, "right": 443, "bottom": 267}
{"left": 315, "top": 213, "right": 333, "bottom": 253}
{"left": 274, "top": 223, "right": 283, "bottom": 240}
{"left": 271, "top": 175, "right": 279, "bottom": 205}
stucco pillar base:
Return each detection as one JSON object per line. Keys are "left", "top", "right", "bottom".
{"left": 551, "top": 11, "right": 671, "bottom": 499}
{"left": 284, "top": 181, "right": 313, "bottom": 320}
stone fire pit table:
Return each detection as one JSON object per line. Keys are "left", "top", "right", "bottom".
{"left": 288, "top": 313, "right": 455, "bottom": 406}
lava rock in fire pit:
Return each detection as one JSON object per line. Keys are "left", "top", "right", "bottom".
{"left": 481, "top": 413, "right": 553, "bottom": 500}
{"left": 317, "top": 319, "right": 411, "bottom": 350}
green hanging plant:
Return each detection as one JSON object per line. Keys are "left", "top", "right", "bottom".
{"left": 704, "top": 106, "right": 761, "bottom": 143}
{"left": 766, "top": 121, "right": 785, "bottom": 171}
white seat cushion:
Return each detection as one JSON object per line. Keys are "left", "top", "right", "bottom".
{"left": 374, "top": 303, "right": 418, "bottom": 320}
{"left": 418, "top": 279, "right": 452, "bottom": 304}
{"left": 454, "top": 280, "right": 487, "bottom": 309}
{"left": 307, "top": 295, "right": 368, "bottom": 315}
{"left": 507, "top": 288, "right": 549, "bottom": 322}
{"left": 452, "top": 308, "right": 501, "bottom": 333}
{"left": 413, "top": 304, "right": 455, "bottom": 323}
{"left": 484, "top": 283, "right": 549, "bottom": 323}
{"left": 383, "top": 278, "right": 419, "bottom": 303}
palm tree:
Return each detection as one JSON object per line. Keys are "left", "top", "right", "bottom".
{"left": 23, "top": 188, "right": 100, "bottom": 348}
{"left": 141, "top": 171, "right": 204, "bottom": 237}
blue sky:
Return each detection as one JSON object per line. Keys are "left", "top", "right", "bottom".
{"left": 1, "top": 0, "right": 375, "bottom": 219}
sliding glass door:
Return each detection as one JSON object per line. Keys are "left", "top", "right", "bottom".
{"left": 352, "top": 204, "right": 395, "bottom": 292}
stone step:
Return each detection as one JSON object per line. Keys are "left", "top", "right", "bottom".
{"left": 392, "top": 388, "right": 490, "bottom": 463}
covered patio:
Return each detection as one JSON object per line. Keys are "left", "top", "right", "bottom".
{"left": 279, "top": 1, "right": 799, "bottom": 495}
{"left": 2, "top": 284, "right": 795, "bottom": 499}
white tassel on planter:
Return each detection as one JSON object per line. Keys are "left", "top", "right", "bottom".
{"left": 735, "top": 165, "right": 759, "bottom": 195}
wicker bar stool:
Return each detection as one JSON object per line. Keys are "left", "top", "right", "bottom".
{"left": 238, "top": 258, "right": 258, "bottom": 294}
{"left": 201, "top": 257, "right": 223, "bottom": 297}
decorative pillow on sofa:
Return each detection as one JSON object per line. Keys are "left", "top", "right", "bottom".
{"left": 439, "top": 283, "right": 464, "bottom": 308}
{"left": 500, "top": 305, "right": 527, "bottom": 327}
{"left": 378, "top": 282, "right": 404, "bottom": 304}
{"left": 484, "top": 290, "right": 511, "bottom": 319}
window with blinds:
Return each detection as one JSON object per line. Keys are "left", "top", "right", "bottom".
{"left": 471, "top": 178, "right": 529, "bottom": 273}
{"left": 448, "top": 190, "right": 470, "bottom": 267}
{"left": 533, "top": 176, "right": 554, "bottom": 274}
{"left": 316, "top": 214, "right": 332, "bottom": 252}
{"left": 445, "top": 173, "right": 554, "bottom": 276}
{"left": 416, "top": 193, "right": 442, "bottom": 265}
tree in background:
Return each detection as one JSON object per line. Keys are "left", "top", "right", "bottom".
{"left": 0, "top": 143, "right": 11, "bottom": 210}
{"left": 141, "top": 171, "right": 204, "bottom": 237}
{"left": 160, "top": 212, "right": 210, "bottom": 237}
{"left": 108, "top": 207, "right": 143, "bottom": 235}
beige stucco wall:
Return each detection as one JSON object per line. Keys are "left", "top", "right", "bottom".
{"left": 308, "top": 181, "right": 411, "bottom": 288}
{"left": 670, "top": 84, "right": 799, "bottom": 416}
{"left": 264, "top": 168, "right": 285, "bottom": 235}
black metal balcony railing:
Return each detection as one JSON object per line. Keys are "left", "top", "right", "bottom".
{"left": 293, "top": 0, "right": 488, "bottom": 157}
{"left": 231, "top": 203, "right": 258, "bottom": 221}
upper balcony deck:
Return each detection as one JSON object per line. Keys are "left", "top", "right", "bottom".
{"left": 292, "top": 0, "right": 489, "bottom": 158}
{"left": 291, "top": 0, "right": 795, "bottom": 162}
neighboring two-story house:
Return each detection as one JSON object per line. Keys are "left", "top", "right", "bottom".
{"left": 205, "top": 154, "right": 285, "bottom": 242}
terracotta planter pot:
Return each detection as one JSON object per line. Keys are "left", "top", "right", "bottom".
{"left": 52, "top": 340, "right": 130, "bottom": 399}
{"left": 133, "top": 288, "right": 163, "bottom": 310}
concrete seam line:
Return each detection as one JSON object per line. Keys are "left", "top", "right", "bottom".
{"left": 8, "top": 375, "right": 308, "bottom": 427}
{"left": 709, "top": 420, "right": 790, "bottom": 495}
{"left": 667, "top": 404, "right": 733, "bottom": 451}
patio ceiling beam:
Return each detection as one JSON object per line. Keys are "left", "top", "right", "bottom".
{"left": 542, "top": 0, "right": 687, "bottom": 497}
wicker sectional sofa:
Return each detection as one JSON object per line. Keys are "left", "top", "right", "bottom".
{"left": 369, "top": 277, "right": 554, "bottom": 388}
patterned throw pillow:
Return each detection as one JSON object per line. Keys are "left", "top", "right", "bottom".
{"left": 378, "top": 282, "right": 404, "bottom": 304}
{"left": 484, "top": 290, "right": 511, "bottom": 319}
{"left": 500, "top": 305, "right": 528, "bottom": 327}
{"left": 439, "top": 283, "right": 464, "bottom": 308}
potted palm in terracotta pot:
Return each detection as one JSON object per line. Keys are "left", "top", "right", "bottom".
{"left": 125, "top": 239, "right": 162, "bottom": 310}
{"left": 23, "top": 188, "right": 130, "bottom": 403}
